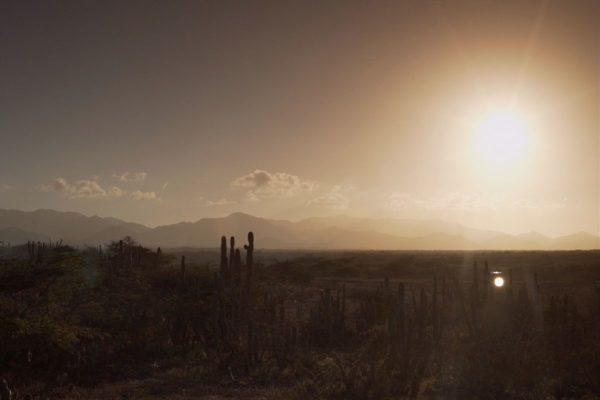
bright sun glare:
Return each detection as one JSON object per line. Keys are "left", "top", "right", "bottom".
{"left": 494, "top": 277, "right": 505, "bottom": 287}
{"left": 475, "top": 110, "right": 530, "bottom": 165}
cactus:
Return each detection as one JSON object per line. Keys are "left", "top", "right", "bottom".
{"left": 341, "top": 283, "right": 346, "bottom": 330}
{"left": 220, "top": 236, "right": 228, "bottom": 284}
{"left": 397, "top": 282, "right": 406, "bottom": 357}
{"left": 212, "top": 274, "right": 221, "bottom": 351}
{"left": 244, "top": 232, "right": 254, "bottom": 292}
{"left": 507, "top": 268, "right": 514, "bottom": 302}
{"left": 471, "top": 260, "right": 480, "bottom": 328}
{"left": 229, "top": 236, "right": 235, "bottom": 286}
{"left": 234, "top": 249, "right": 242, "bottom": 283}
{"left": 247, "top": 320, "right": 254, "bottom": 370}
{"left": 433, "top": 278, "right": 440, "bottom": 340}
{"left": 180, "top": 255, "right": 186, "bottom": 280}
{"left": 233, "top": 247, "right": 243, "bottom": 324}
{"left": 419, "top": 287, "right": 427, "bottom": 339}
{"left": 483, "top": 262, "right": 489, "bottom": 302}
{"left": 155, "top": 247, "right": 162, "bottom": 268}
{"left": 472, "top": 260, "right": 479, "bottom": 301}
{"left": 118, "top": 240, "right": 124, "bottom": 269}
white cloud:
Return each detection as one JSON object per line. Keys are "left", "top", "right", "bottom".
{"left": 309, "top": 185, "right": 351, "bottom": 210}
{"left": 510, "top": 198, "right": 568, "bottom": 210}
{"left": 205, "top": 198, "right": 237, "bottom": 206}
{"left": 385, "top": 193, "right": 416, "bottom": 210}
{"left": 231, "top": 169, "right": 316, "bottom": 201}
{"left": 113, "top": 171, "right": 147, "bottom": 183}
{"left": 40, "top": 176, "right": 162, "bottom": 201}
{"left": 386, "top": 192, "right": 498, "bottom": 211}
{"left": 244, "top": 191, "right": 261, "bottom": 203}
{"left": 47, "top": 177, "right": 120, "bottom": 199}
{"left": 130, "top": 190, "right": 158, "bottom": 200}
{"left": 386, "top": 192, "right": 567, "bottom": 212}
{"left": 106, "top": 186, "right": 125, "bottom": 198}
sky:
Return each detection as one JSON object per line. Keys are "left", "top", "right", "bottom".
{"left": 0, "top": 0, "right": 598, "bottom": 237}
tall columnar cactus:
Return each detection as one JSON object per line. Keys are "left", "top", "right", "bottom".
{"left": 433, "top": 278, "right": 439, "bottom": 340}
{"left": 247, "top": 320, "right": 255, "bottom": 369}
{"left": 472, "top": 260, "right": 479, "bottom": 301}
{"left": 419, "top": 287, "right": 427, "bottom": 339}
{"left": 471, "top": 260, "right": 480, "bottom": 328}
{"left": 244, "top": 232, "right": 254, "bottom": 292}
{"left": 27, "top": 241, "right": 34, "bottom": 262}
{"left": 180, "top": 255, "right": 186, "bottom": 280}
{"left": 155, "top": 247, "right": 162, "bottom": 268}
{"left": 341, "top": 283, "right": 347, "bottom": 329}
{"left": 220, "top": 236, "right": 228, "bottom": 283}
{"left": 398, "top": 282, "right": 406, "bottom": 356}
{"left": 234, "top": 248, "right": 242, "bottom": 290}
{"left": 507, "top": 268, "right": 514, "bottom": 302}
{"left": 235, "top": 247, "right": 243, "bottom": 314}
{"left": 483, "top": 262, "right": 489, "bottom": 301}
{"left": 229, "top": 236, "right": 235, "bottom": 286}
{"left": 212, "top": 277, "right": 221, "bottom": 350}
{"left": 119, "top": 240, "right": 124, "bottom": 269}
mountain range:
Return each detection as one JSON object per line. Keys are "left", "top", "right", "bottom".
{"left": 0, "top": 208, "right": 598, "bottom": 250}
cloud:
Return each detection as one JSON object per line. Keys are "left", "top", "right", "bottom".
{"left": 244, "top": 191, "right": 261, "bottom": 203}
{"left": 510, "top": 198, "right": 568, "bottom": 210}
{"left": 130, "top": 190, "right": 158, "bottom": 200}
{"left": 196, "top": 195, "right": 237, "bottom": 206}
{"left": 40, "top": 176, "right": 162, "bottom": 201}
{"left": 113, "top": 171, "right": 147, "bottom": 183}
{"left": 0, "top": 184, "right": 11, "bottom": 193}
{"left": 107, "top": 186, "right": 125, "bottom": 198}
{"left": 386, "top": 192, "right": 567, "bottom": 212}
{"left": 205, "top": 198, "right": 237, "bottom": 206}
{"left": 44, "top": 177, "right": 122, "bottom": 199}
{"left": 309, "top": 185, "right": 351, "bottom": 210}
{"left": 386, "top": 192, "right": 498, "bottom": 211}
{"left": 231, "top": 169, "right": 316, "bottom": 201}
{"left": 385, "top": 193, "right": 417, "bottom": 210}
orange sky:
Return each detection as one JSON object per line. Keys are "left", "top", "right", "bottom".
{"left": 0, "top": 1, "right": 598, "bottom": 236}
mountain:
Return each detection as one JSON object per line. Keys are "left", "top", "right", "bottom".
{"left": 517, "top": 232, "right": 553, "bottom": 248}
{"left": 296, "top": 215, "right": 502, "bottom": 242}
{"left": 0, "top": 226, "right": 50, "bottom": 245}
{"left": 0, "top": 208, "right": 151, "bottom": 244}
{"left": 139, "top": 213, "right": 297, "bottom": 248}
{"left": 551, "top": 232, "right": 600, "bottom": 250}
{"left": 0, "top": 208, "right": 597, "bottom": 250}
{"left": 478, "top": 232, "right": 552, "bottom": 250}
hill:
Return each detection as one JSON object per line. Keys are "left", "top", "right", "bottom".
{"left": 0, "top": 208, "right": 597, "bottom": 250}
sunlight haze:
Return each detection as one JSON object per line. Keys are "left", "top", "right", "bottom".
{"left": 0, "top": 0, "right": 598, "bottom": 238}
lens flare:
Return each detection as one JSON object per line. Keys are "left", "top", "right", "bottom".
{"left": 474, "top": 109, "right": 530, "bottom": 165}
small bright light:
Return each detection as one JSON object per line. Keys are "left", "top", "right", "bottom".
{"left": 475, "top": 110, "right": 529, "bottom": 164}
{"left": 494, "top": 277, "right": 505, "bottom": 287}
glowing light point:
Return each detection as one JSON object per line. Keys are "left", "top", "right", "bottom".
{"left": 474, "top": 109, "right": 530, "bottom": 167}
{"left": 494, "top": 277, "right": 505, "bottom": 287}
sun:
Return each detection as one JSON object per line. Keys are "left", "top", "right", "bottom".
{"left": 474, "top": 109, "right": 530, "bottom": 165}
{"left": 494, "top": 277, "right": 505, "bottom": 287}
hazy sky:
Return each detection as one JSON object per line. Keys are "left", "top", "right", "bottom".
{"left": 0, "top": 1, "right": 598, "bottom": 236}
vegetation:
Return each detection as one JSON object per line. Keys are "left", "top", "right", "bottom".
{"left": 0, "top": 237, "right": 599, "bottom": 399}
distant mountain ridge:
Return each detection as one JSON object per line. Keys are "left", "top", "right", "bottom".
{"left": 0, "top": 208, "right": 598, "bottom": 250}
